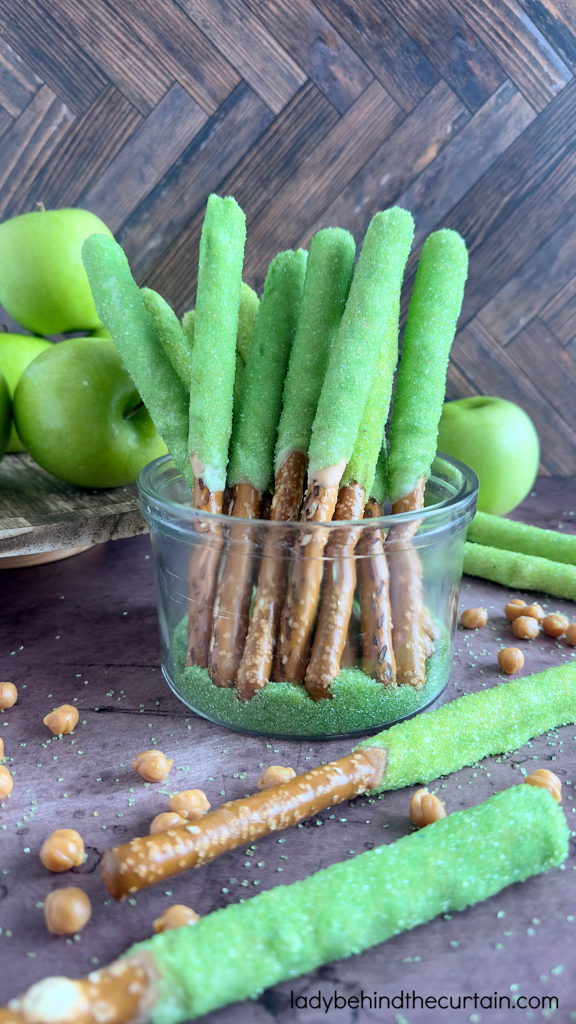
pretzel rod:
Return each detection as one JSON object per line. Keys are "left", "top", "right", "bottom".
{"left": 467, "top": 510, "right": 576, "bottom": 568}
{"left": 274, "top": 479, "right": 340, "bottom": 682}
{"left": 386, "top": 476, "right": 427, "bottom": 688}
{"left": 463, "top": 541, "right": 576, "bottom": 601}
{"left": 236, "top": 450, "right": 307, "bottom": 700}
{"left": 358, "top": 496, "right": 396, "bottom": 683}
{"left": 82, "top": 234, "right": 192, "bottom": 488}
{"left": 100, "top": 662, "right": 576, "bottom": 899}
{"left": 101, "top": 749, "right": 386, "bottom": 899}
{"left": 305, "top": 482, "right": 366, "bottom": 699}
{"left": 207, "top": 482, "right": 261, "bottom": 686}
{"left": 208, "top": 250, "right": 306, "bottom": 686}
{"left": 141, "top": 286, "right": 193, "bottom": 385}
{"left": 5, "top": 787, "right": 567, "bottom": 1023}
{"left": 186, "top": 480, "right": 224, "bottom": 668}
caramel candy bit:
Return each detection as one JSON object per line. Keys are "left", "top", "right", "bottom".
{"left": 504, "top": 599, "right": 526, "bottom": 622}
{"left": 149, "top": 811, "right": 188, "bottom": 835}
{"left": 497, "top": 647, "right": 525, "bottom": 675}
{"left": 40, "top": 829, "right": 85, "bottom": 872}
{"left": 43, "top": 704, "right": 79, "bottom": 736}
{"left": 153, "top": 904, "right": 201, "bottom": 933}
{"left": 460, "top": 607, "right": 487, "bottom": 629}
{"left": 0, "top": 682, "right": 18, "bottom": 710}
{"left": 44, "top": 887, "right": 92, "bottom": 935}
{"left": 0, "top": 736, "right": 4, "bottom": 760}
{"left": 524, "top": 603, "right": 545, "bottom": 621}
{"left": 564, "top": 623, "right": 576, "bottom": 646}
{"left": 132, "top": 750, "right": 173, "bottom": 783}
{"left": 168, "top": 789, "right": 210, "bottom": 821}
{"left": 512, "top": 615, "right": 540, "bottom": 640}
{"left": 257, "top": 765, "right": 297, "bottom": 790}
{"left": 524, "top": 768, "right": 562, "bottom": 804}
{"left": 541, "top": 613, "right": 568, "bottom": 639}
{"left": 0, "top": 764, "right": 13, "bottom": 799}
{"left": 409, "top": 788, "right": 446, "bottom": 827}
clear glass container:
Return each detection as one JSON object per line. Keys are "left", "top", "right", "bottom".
{"left": 138, "top": 454, "right": 477, "bottom": 739}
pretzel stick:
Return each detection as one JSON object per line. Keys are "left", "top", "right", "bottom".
{"left": 100, "top": 662, "right": 576, "bottom": 899}
{"left": 358, "top": 495, "right": 396, "bottom": 683}
{"left": 186, "top": 478, "right": 224, "bottom": 667}
{"left": 208, "top": 482, "right": 261, "bottom": 685}
{"left": 386, "top": 475, "right": 426, "bottom": 688}
{"left": 236, "top": 450, "right": 307, "bottom": 700}
{"left": 209, "top": 250, "right": 306, "bottom": 686}
{"left": 305, "top": 482, "right": 366, "bottom": 699}
{"left": 101, "top": 748, "right": 386, "bottom": 899}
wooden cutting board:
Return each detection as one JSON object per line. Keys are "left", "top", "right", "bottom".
{"left": 0, "top": 452, "right": 147, "bottom": 562}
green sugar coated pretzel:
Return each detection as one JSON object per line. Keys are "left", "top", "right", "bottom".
{"left": 359, "top": 661, "right": 576, "bottom": 789}
{"left": 370, "top": 445, "right": 388, "bottom": 505}
{"left": 342, "top": 300, "right": 400, "bottom": 495}
{"left": 274, "top": 228, "right": 355, "bottom": 474}
{"left": 188, "top": 194, "right": 246, "bottom": 492}
{"left": 129, "top": 786, "right": 566, "bottom": 1023}
{"left": 141, "top": 287, "right": 193, "bottom": 385}
{"left": 308, "top": 208, "right": 414, "bottom": 479}
{"left": 387, "top": 229, "right": 468, "bottom": 504}
{"left": 228, "top": 250, "right": 307, "bottom": 492}
{"left": 82, "top": 234, "right": 192, "bottom": 487}
{"left": 236, "top": 282, "right": 259, "bottom": 364}
{"left": 464, "top": 541, "right": 576, "bottom": 601}
{"left": 468, "top": 510, "right": 576, "bottom": 567}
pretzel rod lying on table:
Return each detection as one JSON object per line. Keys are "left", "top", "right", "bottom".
{"left": 236, "top": 227, "right": 356, "bottom": 698}
{"left": 2, "top": 786, "right": 568, "bottom": 1024}
{"left": 208, "top": 248, "right": 307, "bottom": 686}
{"left": 464, "top": 541, "right": 576, "bottom": 601}
{"left": 275, "top": 208, "right": 415, "bottom": 682}
{"left": 100, "top": 661, "right": 576, "bottom": 898}
{"left": 385, "top": 229, "right": 468, "bottom": 687}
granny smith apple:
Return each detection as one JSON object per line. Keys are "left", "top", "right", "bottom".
{"left": 0, "top": 370, "right": 10, "bottom": 462}
{"left": 0, "top": 208, "right": 113, "bottom": 335}
{"left": 13, "top": 337, "right": 167, "bottom": 488}
{"left": 0, "top": 333, "right": 52, "bottom": 450}
{"left": 437, "top": 397, "right": 540, "bottom": 515}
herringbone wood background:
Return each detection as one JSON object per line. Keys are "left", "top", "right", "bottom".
{"left": 0, "top": 0, "right": 575, "bottom": 476}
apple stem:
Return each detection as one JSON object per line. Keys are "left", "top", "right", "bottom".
{"left": 123, "top": 400, "right": 144, "bottom": 420}
{"left": 33, "top": 200, "right": 46, "bottom": 213}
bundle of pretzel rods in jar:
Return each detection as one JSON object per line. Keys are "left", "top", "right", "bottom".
{"left": 83, "top": 198, "right": 468, "bottom": 701}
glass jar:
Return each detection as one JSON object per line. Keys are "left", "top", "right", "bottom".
{"left": 138, "top": 454, "right": 477, "bottom": 739}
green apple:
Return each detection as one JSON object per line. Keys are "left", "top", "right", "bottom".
{"left": 13, "top": 337, "right": 168, "bottom": 488}
{"left": 0, "top": 207, "right": 113, "bottom": 335}
{"left": 437, "top": 396, "right": 540, "bottom": 515}
{"left": 0, "top": 370, "right": 10, "bottom": 462}
{"left": 0, "top": 333, "right": 53, "bottom": 450}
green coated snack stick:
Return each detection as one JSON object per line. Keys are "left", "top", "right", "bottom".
{"left": 141, "top": 287, "right": 193, "bottom": 385}
{"left": 463, "top": 541, "right": 576, "bottom": 601}
{"left": 188, "top": 194, "right": 246, "bottom": 493}
{"left": 228, "top": 250, "right": 307, "bottom": 493}
{"left": 274, "top": 228, "right": 355, "bottom": 474}
{"left": 358, "top": 660, "right": 576, "bottom": 788}
{"left": 308, "top": 208, "right": 414, "bottom": 482}
{"left": 468, "top": 510, "right": 576, "bottom": 567}
{"left": 181, "top": 308, "right": 195, "bottom": 346}
{"left": 236, "top": 281, "right": 259, "bottom": 365}
{"left": 82, "top": 234, "right": 192, "bottom": 486}
{"left": 342, "top": 300, "right": 400, "bottom": 496}
{"left": 371, "top": 445, "right": 388, "bottom": 505}
{"left": 8, "top": 787, "right": 567, "bottom": 1023}
{"left": 387, "top": 229, "right": 468, "bottom": 505}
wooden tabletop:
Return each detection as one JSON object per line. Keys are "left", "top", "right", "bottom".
{"left": 1, "top": 477, "right": 575, "bottom": 1023}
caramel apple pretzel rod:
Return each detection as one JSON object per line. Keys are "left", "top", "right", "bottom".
{"left": 236, "top": 228, "right": 356, "bottom": 699}
{"left": 208, "top": 249, "right": 307, "bottom": 687}
{"left": 184, "top": 195, "right": 246, "bottom": 667}
{"left": 275, "top": 209, "right": 415, "bottom": 683}
{"left": 3, "top": 786, "right": 568, "bottom": 1024}
{"left": 385, "top": 229, "right": 468, "bottom": 686}
{"left": 305, "top": 297, "right": 402, "bottom": 699}
{"left": 100, "top": 662, "right": 576, "bottom": 899}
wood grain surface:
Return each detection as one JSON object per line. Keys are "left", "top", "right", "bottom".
{"left": 1, "top": 478, "right": 574, "bottom": 1020}
{"left": 0, "top": 0, "right": 575, "bottom": 476}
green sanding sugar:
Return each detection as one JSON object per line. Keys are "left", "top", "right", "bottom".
{"left": 130, "top": 786, "right": 567, "bottom": 1023}
{"left": 467, "top": 511, "right": 576, "bottom": 569}
{"left": 463, "top": 541, "right": 576, "bottom": 601}
{"left": 170, "top": 618, "right": 449, "bottom": 738}
{"left": 141, "top": 287, "right": 193, "bottom": 386}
